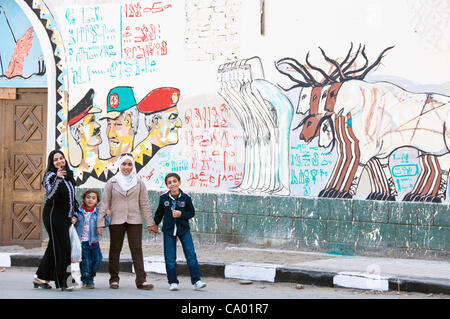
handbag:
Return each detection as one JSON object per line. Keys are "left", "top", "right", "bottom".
{"left": 69, "top": 224, "right": 82, "bottom": 263}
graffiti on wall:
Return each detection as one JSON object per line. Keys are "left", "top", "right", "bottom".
{"left": 23, "top": 0, "right": 182, "bottom": 185}
{"left": 66, "top": 86, "right": 182, "bottom": 183}
{"left": 217, "top": 57, "right": 294, "bottom": 195}
{"left": 290, "top": 143, "right": 334, "bottom": 197}
{"left": 0, "top": 0, "right": 46, "bottom": 86}
{"left": 183, "top": 103, "right": 243, "bottom": 189}
{"left": 22, "top": 0, "right": 449, "bottom": 203}
{"left": 275, "top": 44, "right": 450, "bottom": 203}
{"left": 65, "top": 2, "right": 171, "bottom": 84}
{"left": 24, "top": 0, "right": 244, "bottom": 191}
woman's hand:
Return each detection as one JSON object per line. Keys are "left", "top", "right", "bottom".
{"left": 106, "top": 209, "right": 111, "bottom": 216}
{"left": 56, "top": 168, "right": 66, "bottom": 179}
{"left": 97, "top": 227, "right": 103, "bottom": 236}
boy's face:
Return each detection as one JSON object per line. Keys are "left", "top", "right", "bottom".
{"left": 166, "top": 176, "right": 181, "bottom": 194}
{"left": 84, "top": 192, "right": 98, "bottom": 209}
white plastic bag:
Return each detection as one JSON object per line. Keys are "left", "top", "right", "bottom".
{"left": 69, "top": 224, "right": 82, "bottom": 263}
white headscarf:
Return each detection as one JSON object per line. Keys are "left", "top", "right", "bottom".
{"left": 114, "top": 153, "right": 138, "bottom": 192}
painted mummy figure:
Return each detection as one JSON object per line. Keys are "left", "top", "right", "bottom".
{"left": 217, "top": 57, "right": 293, "bottom": 195}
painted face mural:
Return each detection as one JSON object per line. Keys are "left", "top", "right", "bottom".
{"left": 138, "top": 87, "right": 182, "bottom": 145}
{"left": 67, "top": 89, "right": 103, "bottom": 170}
{"left": 148, "top": 106, "right": 182, "bottom": 147}
{"left": 101, "top": 86, "right": 138, "bottom": 159}
{"left": 68, "top": 90, "right": 102, "bottom": 149}
{"left": 105, "top": 112, "right": 134, "bottom": 157}
{"left": 62, "top": 86, "right": 185, "bottom": 183}
{"left": 78, "top": 113, "right": 102, "bottom": 147}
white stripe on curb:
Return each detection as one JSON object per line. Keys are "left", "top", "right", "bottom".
{"left": 0, "top": 253, "right": 17, "bottom": 267}
{"left": 224, "top": 262, "right": 281, "bottom": 283}
{"left": 333, "top": 271, "right": 389, "bottom": 291}
{"left": 143, "top": 256, "right": 167, "bottom": 274}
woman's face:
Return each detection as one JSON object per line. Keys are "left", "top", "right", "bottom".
{"left": 53, "top": 152, "right": 66, "bottom": 170}
{"left": 120, "top": 159, "right": 133, "bottom": 176}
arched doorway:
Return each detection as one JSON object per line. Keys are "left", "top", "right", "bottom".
{"left": 0, "top": 0, "right": 55, "bottom": 248}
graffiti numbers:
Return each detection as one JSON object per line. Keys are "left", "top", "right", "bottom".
{"left": 124, "top": 2, "right": 173, "bottom": 17}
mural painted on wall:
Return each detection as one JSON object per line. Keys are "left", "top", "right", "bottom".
{"left": 217, "top": 57, "right": 294, "bottom": 195}
{"left": 275, "top": 44, "right": 450, "bottom": 203}
{"left": 0, "top": 0, "right": 46, "bottom": 87}
{"left": 24, "top": 0, "right": 245, "bottom": 192}
{"left": 66, "top": 85, "right": 183, "bottom": 183}
{"left": 22, "top": 0, "right": 449, "bottom": 204}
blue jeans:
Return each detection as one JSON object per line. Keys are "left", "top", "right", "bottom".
{"left": 80, "top": 241, "right": 102, "bottom": 284}
{"left": 163, "top": 231, "right": 201, "bottom": 284}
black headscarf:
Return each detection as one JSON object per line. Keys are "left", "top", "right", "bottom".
{"left": 44, "top": 150, "right": 77, "bottom": 186}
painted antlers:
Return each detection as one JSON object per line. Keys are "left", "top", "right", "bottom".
{"left": 275, "top": 43, "right": 394, "bottom": 88}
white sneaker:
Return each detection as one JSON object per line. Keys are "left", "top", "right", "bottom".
{"left": 193, "top": 280, "right": 207, "bottom": 290}
{"left": 169, "top": 283, "right": 179, "bottom": 291}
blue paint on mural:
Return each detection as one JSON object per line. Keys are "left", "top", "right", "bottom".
{"left": 0, "top": 0, "right": 46, "bottom": 87}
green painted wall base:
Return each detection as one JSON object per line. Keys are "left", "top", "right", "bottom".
{"left": 41, "top": 189, "right": 449, "bottom": 260}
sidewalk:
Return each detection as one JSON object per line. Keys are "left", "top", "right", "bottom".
{"left": 1, "top": 241, "right": 449, "bottom": 295}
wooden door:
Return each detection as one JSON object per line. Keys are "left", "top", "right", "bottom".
{"left": 0, "top": 88, "right": 47, "bottom": 248}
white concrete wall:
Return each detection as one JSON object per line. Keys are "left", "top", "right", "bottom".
{"left": 15, "top": 0, "right": 450, "bottom": 203}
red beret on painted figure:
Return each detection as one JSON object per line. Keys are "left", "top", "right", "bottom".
{"left": 137, "top": 87, "right": 180, "bottom": 114}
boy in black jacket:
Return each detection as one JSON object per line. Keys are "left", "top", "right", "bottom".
{"left": 154, "top": 172, "right": 207, "bottom": 291}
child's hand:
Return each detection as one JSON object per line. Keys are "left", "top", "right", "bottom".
{"left": 172, "top": 210, "right": 182, "bottom": 218}
{"left": 106, "top": 209, "right": 111, "bottom": 216}
{"left": 97, "top": 227, "right": 103, "bottom": 236}
{"left": 147, "top": 225, "right": 159, "bottom": 235}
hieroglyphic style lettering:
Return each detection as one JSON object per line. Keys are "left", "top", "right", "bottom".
{"left": 184, "top": 105, "right": 243, "bottom": 190}
{"left": 124, "top": 2, "right": 173, "bottom": 17}
{"left": 290, "top": 143, "right": 333, "bottom": 196}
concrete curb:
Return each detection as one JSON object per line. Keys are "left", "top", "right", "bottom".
{"left": 3, "top": 254, "right": 449, "bottom": 295}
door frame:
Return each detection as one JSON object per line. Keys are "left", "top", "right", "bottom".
{"left": 0, "top": 88, "right": 48, "bottom": 248}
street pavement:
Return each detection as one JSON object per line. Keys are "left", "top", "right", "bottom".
{"left": 2, "top": 267, "right": 447, "bottom": 319}
{"left": 1, "top": 241, "right": 449, "bottom": 296}
{"left": 0, "top": 267, "right": 446, "bottom": 299}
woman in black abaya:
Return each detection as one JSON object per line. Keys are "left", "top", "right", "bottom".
{"left": 34, "top": 150, "right": 79, "bottom": 291}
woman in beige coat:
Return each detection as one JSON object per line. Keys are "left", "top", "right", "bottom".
{"left": 97, "top": 153, "right": 158, "bottom": 290}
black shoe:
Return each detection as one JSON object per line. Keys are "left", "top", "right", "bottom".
{"left": 61, "top": 287, "right": 73, "bottom": 292}
{"left": 137, "top": 283, "right": 154, "bottom": 290}
{"left": 33, "top": 279, "right": 52, "bottom": 289}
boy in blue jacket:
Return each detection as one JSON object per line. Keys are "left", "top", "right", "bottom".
{"left": 154, "top": 173, "right": 207, "bottom": 291}
{"left": 75, "top": 189, "right": 111, "bottom": 289}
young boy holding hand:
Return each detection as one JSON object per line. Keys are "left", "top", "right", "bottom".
{"left": 154, "top": 173, "right": 207, "bottom": 291}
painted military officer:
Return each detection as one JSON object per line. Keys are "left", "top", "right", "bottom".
{"left": 133, "top": 87, "right": 182, "bottom": 170}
